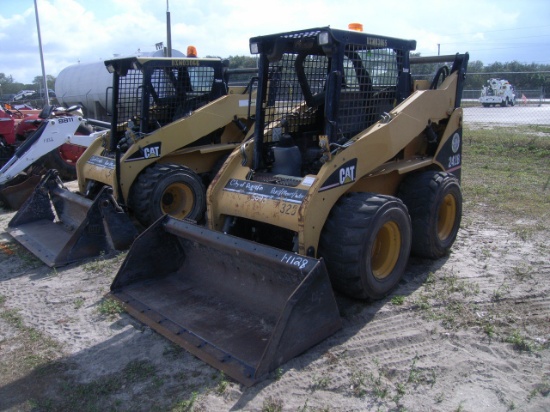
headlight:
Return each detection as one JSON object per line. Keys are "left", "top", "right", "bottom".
{"left": 250, "top": 42, "right": 259, "bottom": 54}
{"left": 318, "top": 31, "right": 331, "bottom": 46}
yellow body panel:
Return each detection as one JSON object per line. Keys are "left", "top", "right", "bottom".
{"left": 208, "top": 72, "right": 462, "bottom": 256}
{"left": 76, "top": 91, "right": 255, "bottom": 202}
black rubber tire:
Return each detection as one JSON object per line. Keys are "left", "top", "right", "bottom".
{"left": 41, "top": 123, "right": 93, "bottom": 180}
{"left": 130, "top": 163, "right": 206, "bottom": 227}
{"left": 41, "top": 147, "right": 78, "bottom": 180}
{"left": 398, "top": 171, "right": 462, "bottom": 259}
{"left": 318, "top": 192, "right": 412, "bottom": 300}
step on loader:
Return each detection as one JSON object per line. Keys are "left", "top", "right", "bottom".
{"left": 110, "top": 26, "right": 469, "bottom": 385}
{"left": 7, "top": 54, "right": 256, "bottom": 267}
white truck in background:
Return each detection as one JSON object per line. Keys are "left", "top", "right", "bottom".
{"left": 480, "top": 78, "right": 516, "bottom": 107}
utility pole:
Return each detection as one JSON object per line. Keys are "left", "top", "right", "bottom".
{"left": 34, "top": 0, "right": 50, "bottom": 105}
{"left": 166, "top": 0, "right": 172, "bottom": 57}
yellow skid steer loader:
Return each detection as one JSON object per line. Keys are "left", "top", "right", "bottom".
{"left": 110, "top": 26, "right": 469, "bottom": 385}
{"left": 7, "top": 55, "right": 256, "bottom": 266}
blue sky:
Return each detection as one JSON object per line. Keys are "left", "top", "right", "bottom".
{"left": 1, "top": 0, "right": 549, "bottom": 84}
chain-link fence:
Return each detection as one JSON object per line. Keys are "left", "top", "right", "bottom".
{"left": 462, "top": 73, "right": 550, "bottom": 128}
{"left": 463, "top": 96, "right": 550, "bottom": 128}
{"left": 463, "top": 88, "right": 547, "bottom": 105}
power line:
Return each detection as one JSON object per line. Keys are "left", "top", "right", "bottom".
{"left": 441, "top": 33, "right": 550, "bottom": 45}
{"left": 469, "top": 24, "right": 550, "bottom": 34}
{"left": 468, "top": 71, "right": 550, "bottom": 75}
{"left": 440, "top": 24, "right": 550, "bottom": 37}
{"left": 467, "top": 44, "right": 547, "bottom": 52}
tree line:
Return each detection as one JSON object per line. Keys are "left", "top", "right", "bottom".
{"left": 1, "top": 55, "right": 549, "bottom": 100}
{"left": 410, "top": 55, "right": 549, "bottom": 94}
{"left": 226, "top": 55, "right": 550, "bottom": 95}
{"left": 464, "top": 60, "right": 549, "bottom": 93}
{"left": 0, "top": 73, "right": 56, "bottom": 97}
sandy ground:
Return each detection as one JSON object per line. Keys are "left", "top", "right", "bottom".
{"left": 0, "top": 204, "right": 549, "bottom": 411}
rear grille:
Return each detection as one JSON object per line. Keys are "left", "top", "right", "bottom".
{"left": 117, "top": 64, "right": 216, "bottom": 135}
{"left": 263, "top": 42, "right": 402, "bottom": 143}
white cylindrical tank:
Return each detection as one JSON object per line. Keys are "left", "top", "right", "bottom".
{"left": 55, "top": 61, "right": 113, "bottom": 117}
{"left": 55, "top": 49, "right": 184, "bottom": 120}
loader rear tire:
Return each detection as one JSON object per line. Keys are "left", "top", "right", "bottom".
{"left": 130, "top": 163, "right": 206, "bottom": 227}
{"left": 319, "top": 193, "right": 412, "bottom": 300}
{"left": 398, "top": 171, "right": 462, "bottom": 259}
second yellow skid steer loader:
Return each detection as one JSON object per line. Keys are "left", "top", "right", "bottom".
{"left": 110, "top": 26, "right": 469, "bottom": 385}
{"left": 8, "top": 55, "right": 256, "bottom": 267}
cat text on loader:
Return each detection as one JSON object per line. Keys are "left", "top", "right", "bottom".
{"left": 111, "top": 27, "right": 469, "bottom": 386}
{"left": 7, "top": 54, "right": 256, "bottom": 267}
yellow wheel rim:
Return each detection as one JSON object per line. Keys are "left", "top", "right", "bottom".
{"left": 371, "top": 221, "right": 401, "bottom": 280}
{"left": 437, "top": 193, "right": 457, "bottom": 241}
{"left": 161, "top": 183, "right": 193, "bottom": 219}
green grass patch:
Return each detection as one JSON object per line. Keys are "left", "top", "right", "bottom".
{"left": 0, "top": 305, "right": 63, "bottom": 387}
{"left": 81, "top": 251, "right": 127, "bottom": 276}
{"left": 96, "top": 297, "right": 125, "bottom": 318}
{"left": 505, "top": 330, "right": 539, "bottom": 352}
{"left": 172, "top": 391, "right": 199, "bottom": 412}
{"left": 463, "top": 126, "right": 550, "bottom": 227}
{"left": 0, "top": 308, "right": 25, "bottom": 329}
{"left": 262, "top": 396, "right": 284, "bottom": 412}
{"left": 391, "top": 295, "right": 405, "bottom": 305}
{"left": 33, "top": 359, "right": 158, "bottom": 411}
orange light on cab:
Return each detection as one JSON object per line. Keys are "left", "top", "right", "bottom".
{"left": 187, "top": 45, "right": 197, "bottom": 57}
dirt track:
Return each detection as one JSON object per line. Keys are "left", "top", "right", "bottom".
{"left": 464, "top": 104, "right": 550, "bottom": 125}
{"left": 1, "top": 200, "right": 548, "bottom": 412}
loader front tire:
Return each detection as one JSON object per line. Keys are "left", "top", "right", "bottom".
{"left": 398, "top": 171, "right": 462, "bottom": 259}
{"left": 319, "top": 193, "right": 412, "bottom": 300}
{"left": 131, "top": 163, "right": 206, "bottom": 227}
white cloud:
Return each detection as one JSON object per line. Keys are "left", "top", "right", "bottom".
{"left": 0, "top": 0, "right": 548, "bottom": 85}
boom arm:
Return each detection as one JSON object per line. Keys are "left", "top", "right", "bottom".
{"left": 0, "top": 116, "right": 100, "bottom": 185}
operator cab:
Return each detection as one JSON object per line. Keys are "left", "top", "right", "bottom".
{"left": 246, "top": 26, "right": 416, "bottom": 181}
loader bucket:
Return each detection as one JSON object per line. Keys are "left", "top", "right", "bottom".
{"left": 0, "top": 174, "right": 42, "bottom": 210}
{"left": 110, "top": 216, "right": 342, "bottom": 386}
{"left": 7, "top": 170, "right": 138, "bottom": 267}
